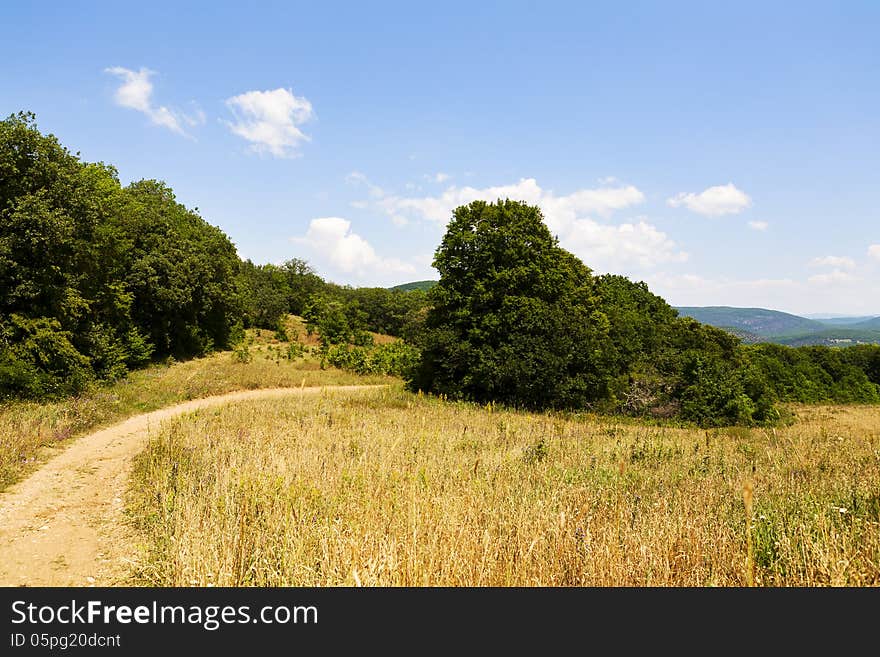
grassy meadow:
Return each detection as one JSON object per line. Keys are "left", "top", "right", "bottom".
{"left": 4, "top": 313, "right": 878, "bottom": 587}
{"left": 127, "top": 386, "right": 879, "bottom": 587}
{"left": 0, "top": 319, "right": 393, "bottom": 490}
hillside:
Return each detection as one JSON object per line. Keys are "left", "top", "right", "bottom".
{"left": 811, "top": 316, "right": 878, "bottom": 326}
{"left": 674, "top": 306, "right": 823, "bottom": 337}
{"left": 389, "top": 280, "right": 438, "bottom": 292}
{"left": 675, "top": 306, "right": 880, "bottom": 346}
{"left": 715, "top": 327, "right": 765, "bottom": 344}
{"left": 849, "top": 316, "right": 880, "bottom": 331}
{"left": 775, "top": 327, "right": 880, "bottom": 347}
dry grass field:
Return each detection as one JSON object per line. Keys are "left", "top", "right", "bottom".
{"left": 0, "top": 325, "right": 393, "bottom": 490}
{"left": 126, "top": 386, "right": 880, "bottom": 587}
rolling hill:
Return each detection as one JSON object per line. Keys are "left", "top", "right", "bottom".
{"left": 808, "top": 315, "right": 878, "bottom": 326}
{"left": 674, "top": 306, "right": 824, "bottom": 337}
{"left": 848, "top": 316, "right": 880, "bottom": 331}
{"left": 389, "top": 280, "right": 438, "bottom": 292}
{"left": 675, "top": 306, "right": 880, "bottom": 346}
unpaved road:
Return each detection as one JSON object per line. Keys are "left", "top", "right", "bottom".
{"left": 0, "top": 385, "right": 386, "bottom": 587}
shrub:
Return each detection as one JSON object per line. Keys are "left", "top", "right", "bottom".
{"left": 324, "top": 341, "right": 419, "bottom": 377}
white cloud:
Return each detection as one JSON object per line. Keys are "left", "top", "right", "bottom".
{"left": 748, "top": 220, "right": 768, "bottom": 231}
{"left": 562, "top": 218, "right": 688, "bottom": 269}
{"left": 667, "top": 183, "right": 752, "bottom": 217}
{"left": 182, "top": 103, "right": 206, "bottom": 127}
{"left": 375, "top": 177, "right": 645, "bottom": 226}
{"left": 224, "top": 88, "right": 314, "bottom": 157}
{"left": 810, "top": 255, "right": 856, "bottom": 270}
{"left": 647, "top": 272, "right": 800, "bottom": 311}
{"left": 291, "top": 217, "right": 416, "bottom": 276}
{"left": 651, "top": 273, "right": 797, "bottom": 293}
{"left": 104, "top": 66, "right": 202, "bottom": 136}
{"left": 360, "top": 176, "right": 684, "bottom": 269}
{"left": 424, "top": 172, "right": 450, "bottom": 183}
{"left": 808, "top": 270, "right": 859, "bottom": 285}
{"left": 346, "top": 171, "right": 385, "bottom": 198}
{"left": 869, "top": 244, "right": 880, "bottom": 260}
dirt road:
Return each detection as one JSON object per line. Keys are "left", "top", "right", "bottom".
{"left": 0, "top": 385, "right": 386, "bottom": 587}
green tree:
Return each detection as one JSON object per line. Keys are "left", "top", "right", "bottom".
{"left": 0, "top": 112, "right": 242, "bottom": 397}
{"left": 237, "top": 260, "right": 291, "bottom": 329}
{"left": 117, "top": 179, "right": 243, "bottom": 358}
{"left": 408, "top": 199, "right": 612, "bottom": 409}
{"left": 281, "top": 258, "right": 326, "bottom": 316}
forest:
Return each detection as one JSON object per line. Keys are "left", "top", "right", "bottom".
{"left": 3, "top": 111, "right": 879, "bottom": 427}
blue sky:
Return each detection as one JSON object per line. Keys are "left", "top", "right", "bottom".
{"left": 2, "top": 1, "right": 878, "bottom": 315}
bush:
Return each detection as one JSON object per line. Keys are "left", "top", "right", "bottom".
{"left": 287, "top": 341, "right": 306, "bottom": 360}
{"left": 232, "top": 340, "right": 253, "bottom": 364}
{"left": 324, "top": 341, "right": 419, "bottom": 377}
{"left": 0, "top": 315, "right": 93, "bottom": 398}
{"left": 274, "top": 317, "right": 290, "bottom": 342}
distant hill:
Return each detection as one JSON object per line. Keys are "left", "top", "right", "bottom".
{"left": 808, "top": 315, "right": 878, "bottom": 326}
{"left": 675, "top": 306, "right": 880, "bottom": 346}
{"left": 389, "top": 280, "right": 438, "bottom": 292}
{"left": 716, "top": 327, "right": 765, "bottom": 345}
{"left": 674, "top": 306, "right": 823, "bottom": 337}
{"left": 773, "top": 328, "right": 880, "bottom": 347}
{"left": 848, "top": 316, "right": 880, "bottom": 331}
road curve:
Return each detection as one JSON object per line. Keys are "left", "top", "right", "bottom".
{"left": 0, "top": 385, "right": 387, "bottom": 587}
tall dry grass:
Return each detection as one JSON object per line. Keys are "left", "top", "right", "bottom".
{"left": 127, "top": 389, "right": 880, "bottom": 587}
{"left": 0, "top": 327, "right": 393, "bottom": 490}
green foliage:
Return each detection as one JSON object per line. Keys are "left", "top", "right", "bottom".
{"left": 409, "top": 199, "right": 612, "bottom": 409}
{"left": 389, "top": 280, "right": 438, "bottom": 292}
{"left": 744, "top": 343, "right": 880, "bottom": 404}
{"left": 351, "top": 330, "right": 374, "bottom": 347}
{"left": 0, "top": 315, "right": 93, "bottom": 398}
{"left": 5, "top": 111, "right": 879, "bottom": 426}
{"left": 335, "top": 286, "right": 430, "bottom": 337}
{"left": 315, "top": 299, "right": 354, "bottom": 346}
{"left": 120, "top": 179, "right": 242, "bottom": 358}
{"left": 237, "top": 260, "right": 291, "bottom": 330}
{"left": 324, "top": 341, "right": 419, "bottom": 377}
{"left": 678, "top": 355, "right": 757, "bottom": 426}
{"left": 280, "top": 258, "right": 326, "bottom": 317}
{"left": 232, "top": 341, "right": 253, "bottom": 364}
{"left": 273, "top": 317, "right": 290, "bottom": 342}
{"left": 0, "top": 112, "right": 240, "bottom": 398}
{"left": 287, "top": 341, "right": 306, "bottom": 360}
{"left": 407, "top": 199, "right": 792, "bottom": 425}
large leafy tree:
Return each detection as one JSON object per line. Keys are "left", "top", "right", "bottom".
{"left": 280, "top": 257, "right": 326, "bottom": 316}
{"left": 119, "top": 179, "right": 243, "bottom": 357}
{"left": 0, "top": 112, "right": 141, "bottom": 395}
{"left": 409, "top": 199, "right": 613, "bottom": 409}
{"left": 0, "top": 112, "right": 242, "bottom": 398}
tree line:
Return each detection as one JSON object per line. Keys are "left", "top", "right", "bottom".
{"left": 0, "top": 112, "right": 425, "bottom": 398}
{"left": 2, "top": 112, "right": 879, "bottom": 426}
{"left": 407, "top": 199, "right": 880, "bottom": 426}
{"left": 237, "top": 257, "right": 428, "bottom": 344}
